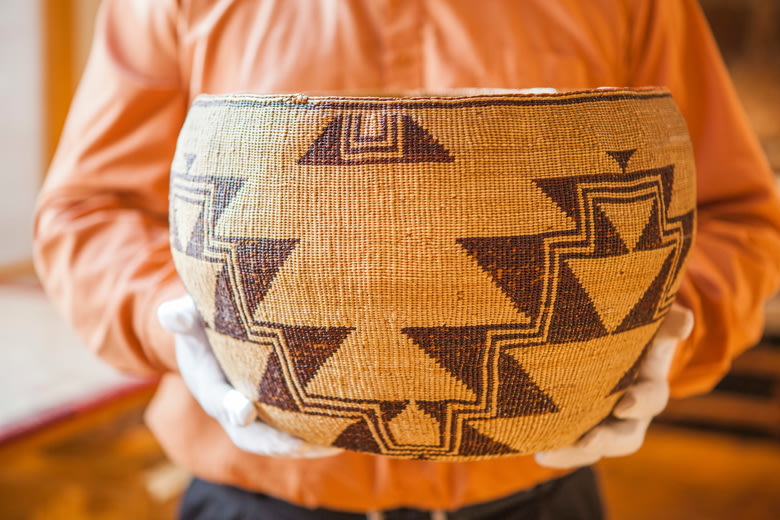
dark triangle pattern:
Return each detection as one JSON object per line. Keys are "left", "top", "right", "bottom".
{"left": 297, "top": 116, "right": 343, "bottom": 165}
{"left": 592, "top": 206, "right": 630, "bottom": 257}
{"left": 416, "top": 401, "right": 449, "bottom": 427}
{"left": 170, "top": 210, "right": 184, "bottom": 253}
{"left": 170, "top": 153, "right": 198, "bottom": 180}
{"left": 402, "top": 326, "right": 489, "bottom": 396}
{"left": 227, "top": 238, "right": 300, "bottom": 316}
{"left": 495, "top": 352, "right": 559, "bottom": 417}
{"left": 279, "top": 325, "right": 354, "bottom": 386}
{"left": 670, "top": 211, "right": 695, "bottom": 282}
{"left": 533, "top": 167, "right": 675, "bottom": 225}
{"left": 533, "top": 177, "right": 582, "bottom": 221}
{"left": 297, "top": 114, "right": 453, "bottom": 165}
{"left": 213, "top": 263, "right": 249, "bottom": 341}
{"left": 656, "top": 165, "right": 675, "bottom": 210}
{"left": 380, "top": 401, "right": 410, "bottom": 423}
{"left": 608, "top": 339, "right": 652, "bottom": 396}
{"left": 606, "top": 149, "right": 637, "bottom": 173}
{"left": 332, "top": 419, "right": 381, "bottom": 453}
{"left": 456, "top": 236, "right": 547, "bottom": 322}
{"left": 400, "top": 115, "right": 454, "bottom": 163}
{"left": 183, "top": 153, "right": 197, "bottom": 172}
{"left": 184, "top": 212, "right": 206, "bottom": 258}
{"left": 458, "top": 423, "right": 517, "bottom": 457}
{"left": 630, "top": 167, "right": 681, "bottom": 252}
{"left": 210, "top": 177, "right": 246, "bottom": 228}
{"left": 546, "top": 261, "right": 608, "bottom": 343}
{"left": 634, "top": 200, "right": 662, "bottom": 251}
{"left": 614, "top": 248, "right": 675, "bottom": 333}
{"left": 257, "top": 352, "right": 301, "bottom": 411}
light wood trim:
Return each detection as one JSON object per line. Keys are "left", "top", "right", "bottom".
{"left": 41, "top": 0, "right": 75, "bottom": 175}
{"left": 0, "top": 260, "right": 37, "bottom": 281}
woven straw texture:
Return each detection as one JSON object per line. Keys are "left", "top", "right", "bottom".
{"left": 169, "top": 88, "right": 696, "bottom": 460}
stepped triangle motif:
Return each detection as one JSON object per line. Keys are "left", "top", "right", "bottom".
{"left": 494, "top": 351, "right": 559, "bottom": 417}
{"left": 172, "top": 198, "right": 203, "bottom": 255}
{"left": 304, "top": 326, "right": 477, "bottom": 403}
{"left": 387, "top": 401, "right": 442, "bottom": 447}
{"left": 170, "top": 118, "right": 696, "bottom": 457}
{"left": 277, "top": 325, "right": 354, "bottom": 386}
{"left": 545, "top": 261, "right": 609, "bottom": 343}
{"left": 401, "top": 325, "right": 490, "bottom": 395}
{"left": 169, "top": 152, "right": 247, "bottom": 257}
{"left": 298, "top": 114, "right": 454, "bottom": 165}
{"left": 565, "top": 246, "right": 675, "bottom": 333}
{"left": 598, "top": 198, "right": 656, "bottom": 252}
{"left": 213, "top": 261, "right": 250, "bottom": 341}
{"left": 456, "top": 236, "right": 547, "bottom": 322}
{"left": 210, "top": 238, "right": 300, "bottom": 341}
{"left": 226, "top": 238, "right": 300, "bottom": 316}
{"left": 257, "top": 352, "right": 302, "bottom": 411}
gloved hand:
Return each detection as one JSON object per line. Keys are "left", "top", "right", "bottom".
{"left": 535, "top": 303, "right": 694, "bottom": 469}
{"left": 158, "top": 295, "right": 342, "bottom": 458}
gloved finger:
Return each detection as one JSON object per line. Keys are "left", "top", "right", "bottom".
{"left": 224, "top": 420, "right": 343, "bottom": 458}
{"left": 158, "top": 295, "right": 202, "bottom": 334}
{"left": 535, "top": 416, "right": 652, "bottom": 469}
{"left": 165, "top": 307, "right": 252, "bottom": 426}
{"left": 655, "top": 304, "right": 694, "bottom": 343}
{"left": 173, "top": 323, "right": 225, "bottom": 388}
{"left": 534, "top": 445, "right": 602, "bottom": 469}
{"left": 159, "top": 295, "right": 342, "bottom": 455}
{"left": 175, "top": 335, "right": 252, "bottom": 426}
{"left": 294, "top": 443, "right": 345, "bottom": 459}
{"left": 222, "top": 389, "right": 258, "bottom": 427}
{"left": 613, "top": 378, "right": 669, "bottom": 419}
{"left": 180, "top": 362, "right": 235, "bottom": 422}
{"left": 637, "top": 333, "right": 679, "bottom": 381}
{"left": 578, "top": 417, "right": 651, "bottom": 458}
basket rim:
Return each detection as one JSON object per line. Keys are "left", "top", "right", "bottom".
{"left": 191, "top": 86, "right": 672, "bottom": 110}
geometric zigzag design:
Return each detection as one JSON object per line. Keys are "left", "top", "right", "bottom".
{"left": 297, "top": 114, "right": 454, "bottom": 165}
{"left": 170, "top": 147, "right": 694, "bottom": 458}
{"left": 457, "top": 155, "right": 694, "bottom": 348}
{"left": 456, "top": 151, "right": 695, "bottom": 401}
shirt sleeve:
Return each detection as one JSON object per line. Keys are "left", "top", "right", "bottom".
{"left": 626, "top": 0, "right": 780, "bottom": 397}
{"left": 33, "top": 0, "right": 188, "bottom": 375}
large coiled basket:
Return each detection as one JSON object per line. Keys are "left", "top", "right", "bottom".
{"left": 169, "top": 88, "right": 696, "bottom": 460}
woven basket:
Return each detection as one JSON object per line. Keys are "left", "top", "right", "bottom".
{"left": 169, "top": 88, "right": 696, "bottom": 460}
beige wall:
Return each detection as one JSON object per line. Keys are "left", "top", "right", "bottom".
{"left": 0, "top": 0, "right": 100, "bottom": 273}
{"left": 0, "top": 2, "right": 44, "bottom": 268}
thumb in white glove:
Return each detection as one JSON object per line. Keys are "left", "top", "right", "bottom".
{"left": 158, "top": 295, "right": 342, "bottom": 458}
{"left": 535, "top": 303, "right": 694, "bottom": 469}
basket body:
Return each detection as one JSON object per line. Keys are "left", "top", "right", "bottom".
{"left": 169, "top": 89, "right": 696, "bottom": 460}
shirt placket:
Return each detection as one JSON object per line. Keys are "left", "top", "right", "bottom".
{"left": 381, "top": 0, "right": 423, "bottom": 90}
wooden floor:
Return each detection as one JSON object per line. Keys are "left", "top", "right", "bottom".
{"left": 1, "top": 391, "right": 779, "bottom": 520}
{"left": 0, "top": 389, "right": 181, "bottom": 520}
{"left": 599, "top": 427, "right": 780, "bottom": 520}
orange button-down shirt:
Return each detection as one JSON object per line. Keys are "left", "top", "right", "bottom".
{"left": 34, "top": 0, "right": 780, "bottom": 512}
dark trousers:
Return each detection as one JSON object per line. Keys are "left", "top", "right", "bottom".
{"left": 179, "top": 467, "right": 604, "bottom": 520}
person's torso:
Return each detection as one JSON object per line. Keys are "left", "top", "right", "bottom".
{"left": 179, "top": 0, "right": 632, "bottom": 99}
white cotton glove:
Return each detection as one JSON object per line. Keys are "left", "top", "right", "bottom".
{"left": 535, "top": 303, "right": 694, "bottom": 469}
{"left": 157, "top": 295, "right": 342, "bottom": 458}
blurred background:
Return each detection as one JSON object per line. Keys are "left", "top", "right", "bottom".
{"left": 0, "top": 1, "right": 778, "bottom": 518}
